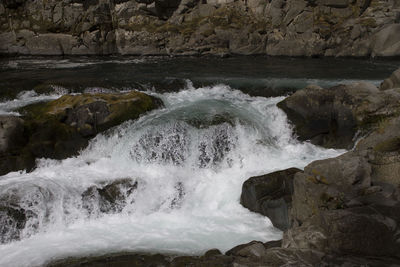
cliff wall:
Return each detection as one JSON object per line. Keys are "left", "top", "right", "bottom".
{"left": 0, "top": 0, "right": 399, "bottom": 56}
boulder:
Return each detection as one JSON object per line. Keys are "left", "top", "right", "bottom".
{"left": 285, "top": 144, "right": 400, "bottom": 258}
{"left": 0, "top": 91, "right": 162, "bottom": 175}
{"left": 380, "top": 68, "right": 400, "bottom": 90}
{"left": 290, "top": 151, "right": 372, "bottom": 224}
{"left": 277, "top": 82, "right": 400, "bottom": 149}
{"left": 0, "top": 184, "right": 53, "bottom": 244}
{"left": 356, "top": 116, "right": 400, "bottom": 186}
{"left": 82, "top": 178, "right": 138, "bottom": 215}
{"left": 240, "top": 168, "right": 300, "bottom": 230}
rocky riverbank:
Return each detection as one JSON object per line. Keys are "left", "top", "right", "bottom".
{"left": 1, "top": 0, "right": 400, "bottom": 56}
{"left": 41, "top": 67, "right": 400, "bottom": 266}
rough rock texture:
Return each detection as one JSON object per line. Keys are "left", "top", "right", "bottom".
{"left": 277, "top": 67, "right": 400, "bottom": 264}
{"left": 277, "top": 81, "right": 400, "bottom": 149}
{"left": 240, "top": 168, "right": 300, "bottom": 230}
{"left": 0, "top": 0, "right": 400, "bottom": 56}
{"left": 233, "top": 68, "right": 400, "bottom": 265}
{"left": 380, "top": 67, "right": 400, "bottom": 90}
{"left": 0, "top": 91, "right": 162, "bottom": 175}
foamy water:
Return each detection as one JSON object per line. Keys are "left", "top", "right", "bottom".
{"left": 0, "top": 83, "right": 344, "bottom": 267}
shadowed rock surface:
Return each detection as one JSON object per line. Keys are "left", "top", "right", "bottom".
{"left": 240, "top": 168, "right": 300, "bottom": 231}
{"left": 277, "top": 81, "right": 400, "bottom": 149}
{"left": 234, "top": 67, "right": 400, "bottom": 265}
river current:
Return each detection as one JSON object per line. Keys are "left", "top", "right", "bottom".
{"left": 0, "top": 56, "right": 398, "bottom": 267}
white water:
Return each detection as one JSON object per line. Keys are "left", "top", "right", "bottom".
{"left": 0, "top": 83, "right": 344, "bottom": 267}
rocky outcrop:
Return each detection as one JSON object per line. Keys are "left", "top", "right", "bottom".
{"left": 0, "top": 91, "right": 162, "bottom": 175}
{"left": 0, "top": 0, "right": 399, "bottom": 56}
{"left": 277, "top": 81, "right": 400, "bottom": 149}
{"left": 240, "top": 168, "right": 300, "bottom": 231}
{"left": 235, "top": 67, "right": 400, "bottom": 265}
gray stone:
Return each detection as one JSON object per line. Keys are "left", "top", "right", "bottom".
{"left": 276, "top": 81, "right": 400, "bottom": 149}
{"left": 371, "top": 24, "right": 400, "bottom": 57}
{"left": 240, "top": 168, "right": 300, "bottom": 230}
{"left": 25, "top": 34, "right": 78, "bottom": 55}
{"left": 291, "top": 151, "right": 372, "bottom": 224}
{"left": 380, "top": 68, "right": 400, "bottom": 90}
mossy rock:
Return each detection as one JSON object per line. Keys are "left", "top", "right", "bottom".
{"left": 20, "top": 91, "right": 163, "bottom": 135}
{"left": 6, "top": 91, "right": 163, "bottom": 172}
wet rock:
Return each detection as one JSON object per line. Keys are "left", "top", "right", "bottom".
{"left": 82, "top": 178, "right": 138, "bottom": 214}
{"left": 277, "top": 82, "right": 400, "bottom": 149}
{"left": 0, "top": 116, "right": 32, "bottom": 176}
{"left": 0, "top": 205, "right": 26, "bottom": 244}
{"left": 0, "top": 184, "right": 54, "bottom": 243}
{"left": 240, "top": 168, "right": 300, "bottom": 230}
{"left": 226, "top": 241, "right": 266, "bottom": 258}
{"left": 0, "top": 91, "right": 163, "bottom": 175}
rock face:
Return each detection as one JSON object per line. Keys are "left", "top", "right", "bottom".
{"left": 0, "top": 177, "right": 139, "bottom": 244}
{"left": 240, "top": 168, "right": 300, "bottom": 231}
{"left": 0, "top": 0, "right": 399, "bottom": 56}
{"left": 0, "top": 91, "right": 162, "bottom": 175}
{"left": 280, "top": 68, "right": 400, "bottom": 263}
{"left": 277, "top": 81, "right": 400, "bottom": 149}
{"left": 234, "top": 67, "right": 400, "bottom": 265}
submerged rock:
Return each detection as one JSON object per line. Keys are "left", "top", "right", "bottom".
{"left": 0, "top": 184, "right": 54, "bottom": 244}
{"left": 380, "top": 67, "right": 400, "bottom": 90}
{"left": 0, "top": 91, "right": 163, "bottom": 175}
{"left": 0, "top": 204, "right": 26, "bottom": 244}
{"left": 82, "top": 178, "right": 138, "bottom": 215}
{"left": 240, "top": 168, "right": 300, "bottom": 231}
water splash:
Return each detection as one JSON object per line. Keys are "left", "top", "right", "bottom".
{"left": 0, "top": 84, "right": 344, "bottom": 267}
